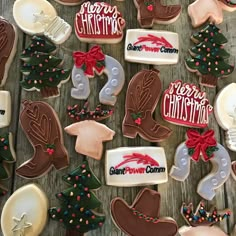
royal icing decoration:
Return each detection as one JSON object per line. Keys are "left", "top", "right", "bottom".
{"left": 214, "top": 83, "right": 236, "bottom": 152}
{"left": 49, "top": 160, "right": 105, "bottom": 234}
{"left": 186, "top": 24, "right": 234, "bottom": 87}
{"left": 0, "top": 91, "right": 11, "bottom": 129}
{"left": 161, "top": 80, "right": 213, "bottom": 128}
{"left": 13, "top": 0, "right": 71, "bottom": 44}
{"left": 16, "top": 100, "right": 69, "bottom": 179}
{"left": 169, "top": 129, "right": 231, "bottom": 200}
{"left": 71, "top": 45, "right": 125, "bottom": 106}
{"left": 1, "top": 184, "right": 48, "bottom": 236}
{"left": 75, "top": 2, "right": 125, "bottom": 44}
{"left": 125, "top": 29, "right": 179, "bottom": 65}
{"left": 20, "top": 36, "right": 71, "bottom": 98}
{"left": 105, "top": 147, "right": 168, "bottom": 186}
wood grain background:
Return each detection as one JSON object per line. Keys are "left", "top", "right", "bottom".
{"left": 0, "top": 0, "right": 236, "bottom": 235}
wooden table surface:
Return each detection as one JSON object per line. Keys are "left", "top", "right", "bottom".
{"left": 1, "top": 0, "right": 236, "bottom": 235}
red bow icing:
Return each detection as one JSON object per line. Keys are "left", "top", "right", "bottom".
{"left": 73, "top": 45, "right": 105, "bottom": 77}
{"left": 185, "top": 130, "right": 217, "bottom": 162}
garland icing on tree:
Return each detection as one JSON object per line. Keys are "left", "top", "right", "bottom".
{"left": 186, "top": 24, "right": 234, "bottom": 87}
{"left": 49, "top": 160, "right": 105, "bottom": 235}
{"left": 20, "top": 36, "right": 71, "bottom": 98}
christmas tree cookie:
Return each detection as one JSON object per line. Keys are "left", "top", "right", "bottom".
{"left": 20, "top": 36, "right": 71, "bottom": 98}
{"left": 49, "top": 160, "right": 105, "bottom": 235}
{"left": 186, "top": 24, "right": 234, "bottom": 87}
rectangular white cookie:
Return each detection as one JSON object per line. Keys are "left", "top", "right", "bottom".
{"left": 0, "top": 91, "right": 11, "bottom": 128}
{"left": 125, "top": 29, "right": 179, "bottom": 65}
{"left": 105, "top": 147, "right": 168, "bottom": 187}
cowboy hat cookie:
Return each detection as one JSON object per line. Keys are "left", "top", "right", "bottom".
{"left": 123, "top": 69, "right": 172, "bottom": 142}
{"left": 20, "top": 36, "right": 71, "bottom": 98}
{"left": 1, "top": 184, "right": 48, "bottom": 236}
{"left": 71, "top": 45, "right": 125, "bottom": 106}
{"left": 218, "top": 0, "right": 236, "bottom": 11}
{"left": 13, "top": 0, "right": 71, "bottom": 44}
{"left": 133, "top": 0, "right": 181, "bottom": 28}
{"left": 75, "top": 2, "right": 125, "bottom": 44}
{"left": 105, "top": 147, "right": 168, "bottom": 186}
{"left": 161, "top": 80, "right": 213, "bottom": 128}
{"left": 111, "top": 188, "right": 178, "bottom": 236}
{"left": 125, "top": 29, "right": 179, "bottom": 65}
{"left": 0, "top": 17, "right": 17, "bottom": 87}
{"left": 65, "top": 120, "right": 115, "bottom": 160}
{"left": 0, "top": 91, "right": 11, "bottom": 128}
{"left": 169, "top": 129, "right": 231, "bottom": 200}
{"left": 16, "top": 100, "right": 69, "bottom": 179}
{"left": 186, "top": 24, "right": 234, "bottom": 87}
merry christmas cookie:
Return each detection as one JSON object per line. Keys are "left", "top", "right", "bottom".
{"left": 0, "top": 91, "right": 11, "bottom": 128}
{"left": 1, "top": 184, "right": 48, "bottom": 236}
{"left": 186, "top": 24, "right": 234, "bottom": 87}
{"left": 105, "top": 147, "right": 168, "bottom": 187}
{"left": 133, "top": 0, "right": 181, "bottom": 28}
{"left": 65, "top": 120, "right": 115, "bottom": 160}
{"left": 125, "top": 29, "right": 179, "bottom": 65}
{"left": 111, "top": 188, "right": 178, "bottom": 236}
{"left": 49, "top": 160, "right": 105, "bottom": 234}
{"left": 20, "top": 36, "right": 71, "bottom": 98}
{"left": 72, "top": 45, "right": 125, "bottom": 106}
{"left": 169, "top": 129, "right": 231, "bottom": 200}
{"left": 123, "top": 69, "right": 172, "bottom": 142}
{"left": 161, "top": 80, "right": 213, "bottom": 128}
{"left": 75, "top": 2, "right": 125, "bottom": 44}
{"left": 218, "top": 0, "right": 236, "bottom": 11}
{"left": 16, "top": 100, "right": 69, "bottom": 179}
{"left": 0, "top": 17, "right": 17, "bottom": 87}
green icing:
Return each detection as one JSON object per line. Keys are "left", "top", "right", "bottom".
{"left": 49, "top": 160, "right": 105, "bottom": 233}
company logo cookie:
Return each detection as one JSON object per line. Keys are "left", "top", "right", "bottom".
{"left": 161, "top": 80, "right": 213, "bottom": 128}
{"left": 125, "top": 29, "right": 179, "bottom": 65}
{"left": 105, "top": 147, "right": 168, "bottom": 186}
{"left": 75, "top": 2, "right": 126, "bottom": 44}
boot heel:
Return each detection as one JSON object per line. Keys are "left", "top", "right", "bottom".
{"left": 122, "top": 125, "right": 138, "bottom": 138}
{"left": 53, "top": 156, "right": 69, "bottom": 170}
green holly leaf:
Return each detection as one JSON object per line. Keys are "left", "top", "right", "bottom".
{"left": 188, "top": 148, "right": 195, "bottom": 156}
{"left": 206, "top": 146, "right": 219, "bottom": 157}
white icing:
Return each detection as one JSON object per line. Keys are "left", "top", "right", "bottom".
{"left": 12, "top": 213, "right": 32, "bottom": 235}
{"left": 0, "top": 91, "right": 11, "bottom": 128}
{"left": 105, "top": 147, "right": 168, "bottom": 186}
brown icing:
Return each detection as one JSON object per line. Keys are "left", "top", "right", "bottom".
{"left": 122, "top": 69, "right": 172, "bottom": 142}
{"left": 0, "top": 17, "right": 15, "bottom": 85}
{"left": 16, "top": 100, "right": 69, "bottom": 178}
{"left": 111, "top": 188, "right": 178, "bottom": 236}
{"left": 134, "top": 0, "right": 181, "bottom": 27}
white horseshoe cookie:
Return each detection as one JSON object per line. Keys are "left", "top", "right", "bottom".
{"left": 72, "top": 45, "right": 125, "bottom": 106}
{"left": 169, "top": 129, "right": 231, "bottom": 200}
{"left": 0, "top": 91, "right": 11, "bottom": 128}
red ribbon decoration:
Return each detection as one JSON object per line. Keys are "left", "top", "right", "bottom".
{"left": 185, "top": 130, "right": 217, "bottom": 162}
{"left": 73, "top": 45, "right": 105, "bottom": 77}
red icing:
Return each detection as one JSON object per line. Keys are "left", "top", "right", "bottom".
{"left": 75, "top": 2, "right": 125, "bottom": 41}
{"left": 185, "top": 130, "right": 217, "bottom": 162}
{"left": 161, "top": 80, "right": 213, "bottom": 128}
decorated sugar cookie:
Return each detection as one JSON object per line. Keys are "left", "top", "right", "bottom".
{"left": 16, "top": 100, "right": 69, "bottom": 179}
{"left": 20, "top": 36, "right": 71, "bottom": 98}
{"left": 75, "top": 2, "right": 125, "bottom": 44}
{"left": 169, "top": 129, "right": 231, "bottom": 200}
{"left": 133, "top": 0, "right": 181, "bottom": 28}
{"left": 13, "top": 0, "right": 71, "bottom": 44}
{"left": 179, "top": 226, "right": 228, "bottom": 236}
{"left": 49, "top": 160, "right": 105, "bottom": 235}
{"left": 218, "top": 0, "right": 236, "bottom": 11}
{"left": 123, "top": 69, "right": 172, "bottom": 142}
{"left": 105, "top": 147, "right": 168, "bottom": 186}
{"left": 71, "top": 45, "right": 125, "bottom": 106}
{"left": 65, "top": 120, "right": 115, "bottom": 160}
{"left": 0, "top": 17, "right": 18, "bottom": 87}
{"left": 111, "top": 188, "right": 178, "bottom": 236}
{"left": 125, "top": 29, "right": 179, "bottom": 65}
{"left": 1, "top": 184, "right": 48, "bottom": 236}
{"left": 0, "top": 91, "right": 11, "bottom": 128}
{"left": 161, "top": 80, "right": 213, "bottom": 128}
{"left": 186, "top": 24, "right": 234, "bottom": 87}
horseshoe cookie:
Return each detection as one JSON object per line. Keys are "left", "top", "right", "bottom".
{"left": 169, "top": 129, "right": 231, "bottom": 200}
{"left": 71, "top": 45, "right": 125, "bottom": 106}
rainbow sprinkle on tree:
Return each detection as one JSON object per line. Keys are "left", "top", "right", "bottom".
{"left": 49, "top": 160, "right": 105, "bottom": 236}
{"left": 186, "top": 24, "right": 234, "bottom": 87}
